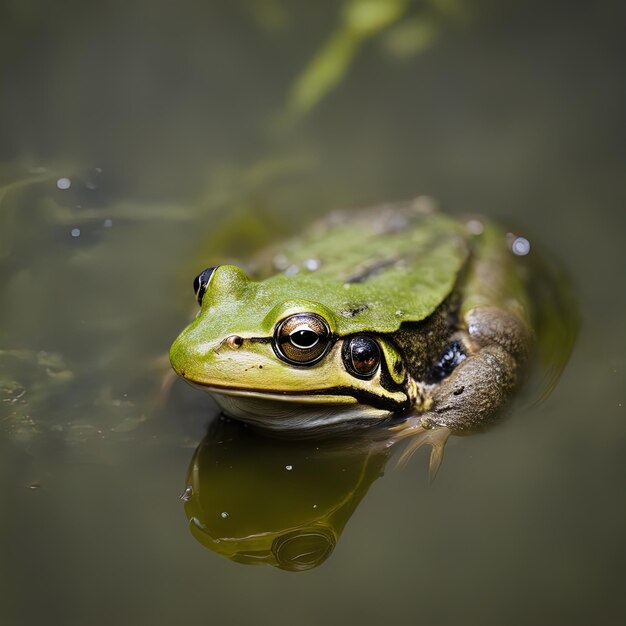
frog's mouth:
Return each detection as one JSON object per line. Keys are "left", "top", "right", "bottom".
{"left": 186, "top": 378, "right": 408, "bottom": 411}
{"left": 185, "top": 380, "right": 400, "bottom": 433}
{"left": 189, "top": 380, "right": 358, "bottom": 403}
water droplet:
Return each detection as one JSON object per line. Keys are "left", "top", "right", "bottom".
{"left": 273, "top": 254, "right": 288, "bottom": 270}
{"left": 511, "top": 236, "right": 531, "bottom": 256}
{"left": 304, "top": 258, "right": 321, "bottom": 271}
{"left": 285, "top": 465, "right": 293, "bottom": 471}
{"left": 395, "top": 309, "right": 404, "bottom": 317}
{"left": 284, "top": 265, "right": 299, "bottom": 277}
{"left": 56, "top": 177, "right": 71, "bottom": 190}
{"left": 466, "top": 219, "right": 484, "bottom": 235}
{"left": 220, "top": 511, "right": 229, "bottom": 519}
{"left": 71, "top": 228, "right": 81, "bottom": 238}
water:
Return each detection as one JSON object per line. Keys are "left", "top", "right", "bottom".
{"left": 1, "top": 1, "right": 625, "bottom": 624}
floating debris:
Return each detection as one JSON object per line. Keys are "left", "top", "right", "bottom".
{"left": 180, "top": 486, "right": 193, "bottom": 502}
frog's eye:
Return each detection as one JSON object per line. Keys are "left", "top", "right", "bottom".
{"left": 193, "top": 266, "right": 219, "bottom": 306}
{"left": 342, "top": 336, "right": 381, "bottom": 378}
{"left": 274, "top": 313, "right": 331, "bottom": 365}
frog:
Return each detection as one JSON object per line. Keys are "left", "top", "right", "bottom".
{"left": 169, "top": 198, "right": 533, "bottom": 457}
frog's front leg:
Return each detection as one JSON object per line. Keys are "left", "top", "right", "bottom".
{"left": 425, "top": 305, "right": 530, "bottom": 431}
{"left": 392, "top": 306, "right": 532, "bottom": 477}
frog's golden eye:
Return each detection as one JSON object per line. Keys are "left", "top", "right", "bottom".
{"left": 193, "top": 266, "right": 219, "bottom": 306}
{"left": 343, "top": 336, "right": 381, "bottom": 378}
{"left": 274, "top": 313, "right": 331, "bottom": 365}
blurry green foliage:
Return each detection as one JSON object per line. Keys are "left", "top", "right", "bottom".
{"left": 283, "top": 0, "right": 466, "bottom": 123}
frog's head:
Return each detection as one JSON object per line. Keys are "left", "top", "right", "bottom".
{"left": 169, "top": 265, "right": 412, "bottom": 433}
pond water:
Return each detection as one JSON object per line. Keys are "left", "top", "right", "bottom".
{"left": 1, "top": 1, "right": 625, "bottom": 625}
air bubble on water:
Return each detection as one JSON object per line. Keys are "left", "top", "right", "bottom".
{"left": 179, "top": 486, "right": 193, "bottom": 502}
{"left": 511, "top": 236, "right": 531, "bottom": 256}
{"left": 85, "top": 181, "right": 97, "bottom": 190}
{"left": 220, "top": 511, "right": 229, "bottom": 519}
{"left": 285, "top": 465, "right": 293, "bottom": 471}
{"left": 71, "top": 228, "right": 81, "bottom": 238}
{"left": 103, "top": 219, "right": 113, "bottom": 228}
{"left": 304, "top": 258, "right": 321, "bottom": 271}
{"left": 466, "top": 219, "right": 484, "bottom": 235}
{"left": 56, "top": 177, "right": 71, "bottom": 190}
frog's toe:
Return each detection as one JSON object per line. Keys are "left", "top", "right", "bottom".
{"left": 392, "top": 424, "right": 451, "bottom": 481}
{"left": 388, "top": 420, "right": 416, "bottom": 434}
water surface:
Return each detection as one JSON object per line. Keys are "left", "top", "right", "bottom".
{"left": 1, "top": 1, "right": 625, "bottom": 624}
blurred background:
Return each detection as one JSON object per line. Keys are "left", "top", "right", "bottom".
{"left": 1, "top": 1, "right": 624, "bottom": 625}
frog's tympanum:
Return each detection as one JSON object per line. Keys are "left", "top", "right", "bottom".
{"left": 171, "top": 200, "right": 572, "bottom": 472}
{"left": 182, "top": 417, "right": 390, "bottom": 571}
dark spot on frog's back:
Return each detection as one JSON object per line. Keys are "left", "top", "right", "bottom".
{"left": 345, "top": 257, "right": 400, "bottom": 284}
{"left": 339, "top": 303, "right": 369, "bottom": 317}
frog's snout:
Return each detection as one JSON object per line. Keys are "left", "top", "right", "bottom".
{"left": 169, "top": 333, "right": 214, "bottom": 377}
{"left": 170, "top": 332, "right": 247, "bottom": 381}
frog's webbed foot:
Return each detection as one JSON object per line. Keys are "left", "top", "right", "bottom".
{"left": 389, "top": 419, "right": 451, "bottom": 481}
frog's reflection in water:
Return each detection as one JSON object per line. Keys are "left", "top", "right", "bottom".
{"left": 182, "top": 416, "right": 398, "bottom": 571}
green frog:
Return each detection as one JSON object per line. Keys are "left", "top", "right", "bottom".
{"left": 170, "top": 199, "right": 533, "bottom": 449}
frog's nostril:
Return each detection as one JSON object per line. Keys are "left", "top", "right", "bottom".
{"left": 217, "top": 335, "right": 244, "bottom": 351}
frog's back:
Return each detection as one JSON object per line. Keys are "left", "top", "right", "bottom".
{"left": 253, "top": 199, "right": 471, "bottom": 335}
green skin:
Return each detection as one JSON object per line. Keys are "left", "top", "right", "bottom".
{"left": 170, "top": 200, "right": 533, "bottom": 437}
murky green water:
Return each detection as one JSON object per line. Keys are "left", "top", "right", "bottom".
{"left": 1, "top": 1, "right": 625, "bottom": 624}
